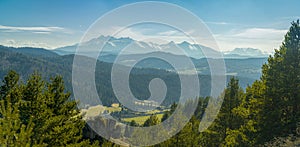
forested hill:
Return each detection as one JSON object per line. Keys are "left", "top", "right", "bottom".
{"left": 0, "top": 45, "right": 265, "bottom": 106}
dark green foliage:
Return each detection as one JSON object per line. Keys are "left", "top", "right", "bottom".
{"left": 198, "top": 77, "right": 244, "bottom": 146}
{"left": 0, "top": 71, "right": 97, "bottom": 146}
{"left": 194, "top": 97, "right": 209, "bottom": 120}
{"left": 260, "top": 20, "right": 300, "bottom": 142}
{"left": 124, "top": 120, "right": 139, "bottom": 138}
{"left": 161, "top": 102, "right": 177, "bottom": 122}
{"left": 143, "top": 114, "right": 160, "bottom": 127}
{"left": 0, "top": 71, "right": 34, "bottom": 146}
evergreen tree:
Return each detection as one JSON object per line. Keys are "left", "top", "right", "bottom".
{"left": 194, "top": 97, "right": 209, "bottom": 120}
{"left": 223, "top": 80, "right": 265, "bottom": 146}
{"left": 261, "top": 20, "right": 300, "bottom": 141}
{"left": 161, "top": 102, "right": 177, "bottom": 122}
{"left": 199, "top": 77, "right": 244, "bottom": 146}
{"left": 0, "top": 71, "right": 97, "bottom": 146}
{"left": 124, "top": 120, "right": 138, "bottom": 138}
{"left": 0, "top": 71, "right": 34, "bottom": 146}
{"left": 144, "top": 114, "right": 159, "bottom": 127}
{"left": 0, "top": 94, "right": 34, "bottom": 146}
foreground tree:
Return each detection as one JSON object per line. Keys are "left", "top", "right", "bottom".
{"left": 222, "top": 80, "right": 265, "bottom": 146}
{"left": 0, "top": 71, "right": 34, "bottom": 146}
{"left": 261, "top": 20, "right": 300, "bottom": 142}
{"left": 0, "top": 71, "right": 97, "bottom": 146}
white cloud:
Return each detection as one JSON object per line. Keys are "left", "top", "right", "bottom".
{"left": 157, "top": 30, "right": 180, "bottom": 36}
{"left": 0, "top": 25, "right": 66, "bottom": 33}
{"left": 32, "top": 31, "right": 52, "bottom": 34}
{"left": 214, "top": 27, "right": 288, "bottom": 53}
{"left": 205, "top": 21, "right": 231, "bottom": 25}
{"left": 1, "top": 39, "right": 52, "bottom": 49}
{"left": 233, "top": 28, "right": 287, "bottom": 39}
{"left": 5, "top": 39, "right": 16, "bottom": 46}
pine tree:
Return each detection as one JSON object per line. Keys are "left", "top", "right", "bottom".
{"left": 199, "top": 77, "right": 244, "bottom": 146}
{"left": 161, "top": 102, "right": 177, "bottom": 122}
{"left": 143, "top": 114, "right": 159, "bottom": 127}
{"left": 124, "top": 120, "right": 138, "bottom": 138}
{"left": 0, "top": 71, "right": 97, "bottom": 146}
{"left": 218, "top": 77, "right": 244, "bottom": 140}
{"left": 261, "top": 20, "right": 300, "bottom": 141}
{"left": 0, "top": 71, "right": 34, "bottom": 146}
{"left": 194, "top": 97, "right": 209, "bottom": 120}
{"left": 223, "top": 80, "right": 265, "bottom": 146}
{"left": 0, "top": 95, "right": 34, "bottom": 146}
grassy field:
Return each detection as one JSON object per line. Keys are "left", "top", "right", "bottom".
{"left": 122, "top": 113, "right": 164, "bottom": 125}
{"left": 82, "top": 105, "right": 165, "bottom": 125}
{"left": 145, "top": 109, "right": 165, "bottom": 114}
{"left": 104, "top": 106, "right": 122, "bottom": 113}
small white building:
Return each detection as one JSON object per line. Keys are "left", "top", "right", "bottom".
{"left": 111, "top": 103, "right": 120, "bottom": 108}
{"left": 134, "top": 100, "right": 159, "bottom": 107}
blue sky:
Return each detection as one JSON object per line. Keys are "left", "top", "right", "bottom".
{"left": 0, "top": 0, "right": 299, "bottom": 52}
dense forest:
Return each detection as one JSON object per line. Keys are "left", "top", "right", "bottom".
{"left": 0, "top": 21, "right": 300, "bottom": 146}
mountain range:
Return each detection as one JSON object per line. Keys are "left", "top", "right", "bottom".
{"left": 54, "top": 36, "right": 268, "bottom": 80}
{"left": 54, "top": 35, "right": 269, "bottom": 59}
{"left": 223, "top": 47, "right": 269, "bottom": 58}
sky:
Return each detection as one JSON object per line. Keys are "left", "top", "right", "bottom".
{"left": 0, "top": 0, "right": 300, "bottom": 52}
